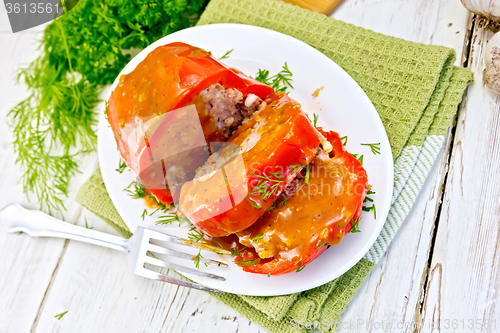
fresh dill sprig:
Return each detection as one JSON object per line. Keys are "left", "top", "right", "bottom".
{"left": 193, "top": 250, "right": 205, "bottom": 269}
{"left": 123, "top": 181, "right": 145, "bottom": 199}
{"left": 235, "top": 258, "right": 261, "bottom": 266}
{"left": 188, "top": 226, "right": 204, "bottom": 242}
{"left": 363, "top": 188, "right": 376, "bottom": 218}
{"left": 266, "top": 203, "right": 277, "bottom": 212}
{"left": 148, "top": 196, "right": 174, "bottom": 216}
{"left": 141, "top": 209, "right": 147, "bottom": 221}
{"left": 341, "top": 136, "right": 348, "bottom": 146}
{"left": 245, "top": 197, "right": 262, "bottom": 209}
{"left": 267, "top": 272, "right": 271, "bottom": 277}
{"left": 357, "top": 155, "right": 364, "bottom": 165}
{"left": 362, "top": 204, "right": 377, "bottom": 219}
{"left": 155, "top": 213, "right": 179, "bottom": 226}
{"left": 361, "top": 142, "right": 381, "bottom": 155}
{"left": 296, "top": 263, "right": 306, "bottom": 272}
{"left": 231, "top": 246, "right": 248, "bottom": 257}
{"left": 254, "top": 69, "right": 271, "bottom": 85}
{"left": 252, "top": 235, "right": 265, "bottom": 243}
{"left": 315, "top": 241, "right": 328, "bottom": 250}
{"left": 313, "top": 113, "right": 319, "bottom": 127}
{"left": 281, "top": 196, "right": 289, "bottom": 206}
{"left": 116, "top": 160, "right": 127, "bottom": 173}
{"left": 7, "top": 0, "right": 209, "bottom": 214}
{"left": 54, "top": 311, "right": 68, "bottom": 320}
{"left": 288, "top": 164, "right": 302, "bottom": 175}
{"left": 218, "top": 48, "right": 233, "bottom": 60}
{"left": 251, "top": 172, "right": 284, "bottom": 201}
{"left": 84, "top": 217, "right": 93, "bottom": 229}
{"left": 254, "top": 62, "right": 294, "bottom": 93}
{"left": 304, "top": 164, "right": 311, "bottom": 184}
{"left": 270, "top": 62, "right": 294, "bottom": 92}
{"left": 350, "top": 216, "right": 362, "bottom": 233}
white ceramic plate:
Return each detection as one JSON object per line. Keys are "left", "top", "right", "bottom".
{"left": 98, "top": 23, "right": 393, "bottom": 296}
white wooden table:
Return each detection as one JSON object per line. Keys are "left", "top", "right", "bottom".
{"left": 1, "top": 1, "right": 498, "bottom": 332}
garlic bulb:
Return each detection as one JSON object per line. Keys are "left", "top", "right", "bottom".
{"left": 461, "top": 0, "right": 500, "bottom": 31}
{"left": 484, "top": 32, "right": 500, "bottom": 93}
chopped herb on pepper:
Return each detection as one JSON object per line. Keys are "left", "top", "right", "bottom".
{"left": 116, "top": 160, "right": 127, "bottom": 173}
{"left": 361, "top": 142, "right": 381, "bottom": 155}
{"left": 218, "top": 48, "right": 233, "bottom": 60}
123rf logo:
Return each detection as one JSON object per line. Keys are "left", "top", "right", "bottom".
{"left": 2, "top": 0, "right": 77, "bottom": 33}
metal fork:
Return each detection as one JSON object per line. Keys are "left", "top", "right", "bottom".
{"left": 0, "top": 203, "right": 230, "bottom": 294}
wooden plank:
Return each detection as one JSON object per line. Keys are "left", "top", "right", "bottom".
{"left": 333, "top": 0, "right": 470, "bottom": 66}
{"left": 419, "top": 23, "right": 500, "bottom": 331}
{"left": 333, "top": 1, "right": 471, "bottom": 331}
{"left": 339, "top": 131, "right": 453, "bottom": 332}
{"left": 0, "top": 6, "right": 102, "bottom": 332}
{"left": 0, "top": 10, "right": 69, "bottom": 331}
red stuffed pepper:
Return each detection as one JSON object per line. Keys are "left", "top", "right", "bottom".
{"left": 234, "top": 130, "right": 368, "bottom": 275}
{"left": 106, "top": 42, "right": 275, "bottom": 204}
{"left": 178, "top": 96, "right": 323, "bottom": 237}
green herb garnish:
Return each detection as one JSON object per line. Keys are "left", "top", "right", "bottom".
{"left": 296, "top": 263, "right": 306, "bottom": 272}
{"left": 7, "top": 0, "right": 209, "bottom": 214}
{"left": 116, "top": 160, "right": 127, "bottom": 173}
{"left": 304, "top": 164, "right": 311, "bottom": 184}
{"left": 123, "top": 181, "right": 145, "bottom": 199}
{"left": 155, "top": 214, "right": 179, "bottom": 226}
{"left": 218, "top": 48, "right": 233, "bottom": 60}
{"left": 288, "top": 164, "right": 302, "bottom": 175}
{"left": 254, "top": 62, "right": 294, "bottom": 93}
{"left": 341, "top": 136, "right": 348, "bottom": 146}
{"left": 252, "top": 235, "right": 265, "bottom": 243}
{"left": 188, "top": 226, "right": 204, "bottom": 243}
{"left": 54, "top": 311, "right": 68, "bottom": 320}
{"left": 350, "top": 216, "right": 362, "bottom": 233}
{"left": 245, "top": 197, "right": 262, "bottom": 209}
{"left": 235, "top": 258, "right": 261, "bottom": 266}
{"left": 313, "top": 113, "right": 319, "bottom": 127}
{"left": 315, "top": 242, "right": 328, "bottom": 250}
{"left": 193, "top": 250, "right": 206, "bottom": 269}
{"left": 251, "top": 172, "right": 284, "bottom": 201}
{"left": 361, "top": 142, "right": 381, "bottom": 155}
{"left": 149, "top": 196, "right": 174, "bottom": 216}
{"left": 84, "top": 217, "right": 93, "bottom": 229}
{"left": 231, "top": 246, "right": 248, "bottom": 257}
{"left": 141, "top": 209, "right": 147, "bottom": 221}
{"left": 363, "top": 204, "right": 377, "bottom": 219}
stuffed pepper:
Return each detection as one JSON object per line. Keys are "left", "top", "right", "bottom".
{"left": 178, "top": 95, "right": 324, "bottom": 237}
{"left": 229, "top": 130, "right": 368, "bottom": 275}
{"left": 106, "top": 42, "right": 275, "bottom": 204}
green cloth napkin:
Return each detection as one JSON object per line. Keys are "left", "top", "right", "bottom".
{"left": 76, "top": 0, "right": 473, "bottom": 332}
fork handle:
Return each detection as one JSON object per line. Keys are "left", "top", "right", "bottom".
{"left": 0, "top": 203, "right": 129, "bottom": 252}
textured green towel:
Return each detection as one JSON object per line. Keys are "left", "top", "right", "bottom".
{"left": 76, "top": 0, "right": 473, "bottom": 332}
